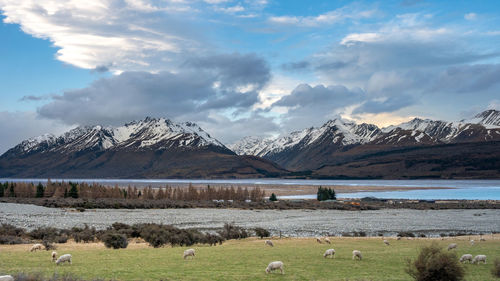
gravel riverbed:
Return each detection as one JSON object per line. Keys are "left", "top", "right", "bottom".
{"left": 1, "top": 203, "right": 499, "bottom": 237}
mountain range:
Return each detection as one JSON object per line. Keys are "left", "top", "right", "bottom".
{"left": 1, "top": 110, "right": 499, "bottom": 179}
{"left": 0, "top": 118, "right": 285, "bottom": 178}
{"left": 229, "top": 110, "right": 500, "bottom": 179}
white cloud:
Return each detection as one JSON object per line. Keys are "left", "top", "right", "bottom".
{"left": 464, "top": 12, "right": 477, "bottom": 21}
{"left": 268, "top": 6, "right": 376, "bottom": 27}
{"left": 215, "top": 5, "right": 245, "bottom": 13}
{"left": 0, "top": 0, "right": 200, "bottom": 72}
{"left": 340, "top": 33, "right": 380, "bottom": 46}
{"left": 0, "top": 111, "right": 73, "bottom": 154}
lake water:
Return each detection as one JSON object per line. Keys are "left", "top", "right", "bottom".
{"left": 2, "top": 178, "right": 500, "bottom": 200}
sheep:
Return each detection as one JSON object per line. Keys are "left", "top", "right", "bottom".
{"left": 459, "top": 254, "right": 473, "bottom": 263}
{"left": 472, "top": 255, "right": 487, "bottom": 264}
{"left": 316, "top": 237, "right": 322, "bottom": 244}
{"left": 480, "top": 237, "right": 486, "bottom": 242}
{"left": 469, "top": 240, "right": 475, "bottom": 246}
{"left": 30, "top": 243, "right": 43, "bottom": 252}
{"left": 383, "top": 239, "right": 390, "bottom": 246}
{"left": 51, "top": 251, "right": 57, "bottom": 262}
{"left": 324, "top": 237, "right": 331, "bottom": 244}
{"left": 323, "top": 249, "right": 335, "bottom": 259}
{"left": 396, "top": 237, "right": 401, "bottom": 240}
{"left": 265, "top": 261, "right": 284, "bottom": 274}
{"left": 183, "top": 249, "right": 195, "bottom": 259}
{"left": 447, "top": 243, "right": 457, "bottom": 250}
{"left": 352, "top": 250, "right": 362, "bottom": 260}
{"left": 265, "top": 240, "right": 274, "bottom": 247}
{"left": 55, "top": 254, "right": 72, "bottom": 265}
{"left": 0, "top": 275, "right": 14, "bottom": 281}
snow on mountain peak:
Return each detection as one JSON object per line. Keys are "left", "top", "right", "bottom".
{"left": 9, "top": 117, "right": 226, "bottom": 155}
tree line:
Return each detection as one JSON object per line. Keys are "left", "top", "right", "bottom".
{"left": 0, "top": 181, "right": 266, "bottom": 202}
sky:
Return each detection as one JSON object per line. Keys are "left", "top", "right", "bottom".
{"left": 1, "top": 0, "right": 500, "bottom": 153}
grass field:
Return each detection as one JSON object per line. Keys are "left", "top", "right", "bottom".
{"left": 1, "top": 236, "right": 499, "bottom": 280}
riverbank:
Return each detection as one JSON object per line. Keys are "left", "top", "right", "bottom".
{"left": 2, "top": 202, "right": 499, "bottom": 236}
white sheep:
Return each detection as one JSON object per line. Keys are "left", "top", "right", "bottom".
{"left": 316, "top": 237, "right": 322, "bottom": 244}
{"left": 0, "top": 275, "right": 14, "bottom": 281}
{"left": 30, "top": 243, "right": 43, "bottom": 252}
{"left": 183, "top": 249, "right": 195, "bottom": 259}
{"left": 51, "top": 251, "right": 57, "bottom": 262}
{"left": 383, "top": 239, "right": 390, "bottom": 246}
{"left": 469, "top": 240, "right": 475, "bottom": 246}
{"left": 324, "top": 237, "right": 331, "bottom": 244}
{"left": 472, "top": 255, "right": 487, "bottom": 264}
{"left": 265, "top": 240, "right": 274, "bottom": 247}
{"left": 459, "top": 254, "right": 473, "bottom": 263}
{"left": 265, "top": 261, "right": 284, "bottom": 274}
{"left": 55, "top": 254, "right": 72, "bottom": 265}
{"left": 323, "top": 249, "right": 335, "bottom": 258}
{"left": 447, "top": 243, "right": 457, "bottom": 250}
{"left": 352, "top": 250, "right": 362, "bottom": 260}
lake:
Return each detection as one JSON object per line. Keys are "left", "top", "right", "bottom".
{"left": 2, "top": 178, "right": 500, "bottom": 200}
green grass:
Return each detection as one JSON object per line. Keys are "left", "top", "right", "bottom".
{"left": 1, "top": 237, "right": 499, "bottom": 281}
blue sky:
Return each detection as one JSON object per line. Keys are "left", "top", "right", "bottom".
{"left": 1, "top": 0, "right": 500, "bottom": 153}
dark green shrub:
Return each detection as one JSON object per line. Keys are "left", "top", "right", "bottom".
{"left": 0, "top": 235, "right": 26, "bottom": 244}
{"left": 29, "top": 227, "right": 60, "bottom": 241}
{"left": 492, "top": 258, "right": 500, "bottom": 278}
{"left": 217, "top": 223, "right": 248, "bottom": 240}
{"left": 42, "top": 240, "right": 57, "bottom": 250}
{"left": 140, "top": 224, "right": 169, "bottom": 248}
{"left": 269, "top": 193, "right": 278, "bottom": 201}
{"left": 0, "top": 224, "right": 25, "bottom": 236}
{"left": 406, "top": 243, "right": 465, "bottom": 281}
{"left": 398, "top": 231, "right": 416, "bottom": 237}
{"left": 254, "top": 227, "right": 270, "bottom": 239}
{"left": 101, "top": 232, "right": 128, "bottom": 249}
{"left": 72, "top": 225, "right": 96, "bottom": 243}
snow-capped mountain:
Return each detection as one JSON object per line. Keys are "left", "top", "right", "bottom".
{"left": 8, "top": 117, "right": 227, "bottom": 156}
{"left": 231, "top": 119, "right": 382, "bottom": 158}
{"left": 0, "top": 117, "right": 288, "bottom": 179}
{"left": 231, "top": 110, "right": 500, "bottom": 171}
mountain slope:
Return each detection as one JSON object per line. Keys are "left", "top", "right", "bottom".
{"left": 231, "top": 110, "right": 500, "bottom": 176}
{"left": 0, "top": 118, "right": 287, "bottom": 179}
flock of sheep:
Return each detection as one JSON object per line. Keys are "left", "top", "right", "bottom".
{"left": 29, "top": 243, "right": 73, "bottom": 265}
{"left": 261, "top": 237, "right": 490, "bottom": 275}
{"left": 0, "top": 236, "right": 491, "bottom": 279}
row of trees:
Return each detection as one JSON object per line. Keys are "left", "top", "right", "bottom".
{"left": 0, "top": 181, "right": 266, "bottom": 202}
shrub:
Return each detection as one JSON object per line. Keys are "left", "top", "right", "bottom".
{"left": 72, "top": 225, "right": 97, "bottom": 243}
{"left": 398, "top": 231, "right": 416, "bottom": 238}
{"left": 269, "top": 193, "right": 277, "bottom": 201}
{"left": 101, "top": 232, "right": 128, "bottom": 249}
{"left": 217, "top": 223, "right": 248, "bottom": 240}
{"left": 0, "top": 235, "right": 26, "bottom": 244}
{"left": 492, "top": 258, "right": 500, "bottom": 278}
{"left": 254, "top": 227, "right": 270, "bottom": 239}
{"left": 140, "top": 224, "right": 169, "bottom": 248}
{"left": 29, "top": 227, "right": 60, "bottom": 241}
{"left": 42, "top": 240, "right": 57, "bottom": 251}
{"left": 0, "top": 223, "right": 25, "bottom": 236}
{"left": 406, "top": 243, "right": 465, "bottom": 281}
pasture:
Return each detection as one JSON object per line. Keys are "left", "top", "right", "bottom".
{"left": 1, "top": 236, "right": 498, "bottom": 280}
